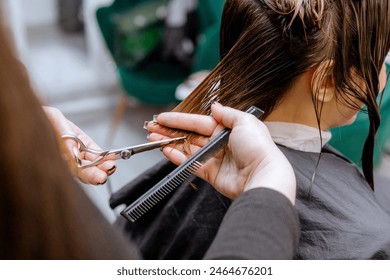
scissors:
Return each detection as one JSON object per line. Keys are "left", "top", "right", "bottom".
{"left": 62, "top": 134, "right": 187, "bottom": 168}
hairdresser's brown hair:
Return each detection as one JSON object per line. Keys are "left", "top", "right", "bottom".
{"left": 173, "top": 0, "right": 390, "bottom": 189}
{"left": 0, "top": 23, "right": 134, "bottom": 259}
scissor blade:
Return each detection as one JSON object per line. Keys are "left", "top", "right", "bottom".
{"left": 110, "top": 136, "right": 187, "bottom": 159}
{"left": 131, "top": 136, "right": 187, "bottom": 154}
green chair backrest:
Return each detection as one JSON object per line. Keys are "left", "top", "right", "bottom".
{"left": 96, "top": 0, "right": 168, "bottom": 65}
{"left": 192, "top": 0, "right": 225, "bottom": 71}
{"left": 196, "top": 0, "right": 225, "bottom": 31}
{"left": 97, "top": 0, "right": 226, "bottom": 69}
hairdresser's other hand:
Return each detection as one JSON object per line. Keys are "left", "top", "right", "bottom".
{"left": 147, "top": 104, "right": 296, "bottom": 204}
{"left": 43, "top": 106, "right": 116, "bottom": 185}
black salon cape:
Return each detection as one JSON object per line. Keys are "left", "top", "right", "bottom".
{"left": 111, "top": 145, "right": 390, "bottom": 259}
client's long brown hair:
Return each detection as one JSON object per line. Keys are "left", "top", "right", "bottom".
{"left": 173, "top": 0, "right": 390, "bottom": 189}
{"left": 0, "top": 22, "right": 135, "bottom": 259}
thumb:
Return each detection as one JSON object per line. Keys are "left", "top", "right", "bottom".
{"left": 210, "top": 103, "right": 246, "bottom": 129}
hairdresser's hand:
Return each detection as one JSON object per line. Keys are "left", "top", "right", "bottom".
{"left": 43, "top": 106, "right": 116, "bottom": 185}
{"left": 147, "top": 103, "right": 296, "bottom": 204}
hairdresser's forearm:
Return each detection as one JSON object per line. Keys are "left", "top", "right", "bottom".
{"left": 204, "top": 188, "right": 300, "bottom": 260}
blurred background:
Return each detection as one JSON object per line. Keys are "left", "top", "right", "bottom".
{"left": 2, "top": 0, "right": 390, "bottom": 223}
{"left": 1, "top": 0, "right": 174, "bottom": 222}
{"left": 1, "top": 0, "right": 225, "bottom": 223}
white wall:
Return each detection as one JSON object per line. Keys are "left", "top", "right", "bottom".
{"left": 21, "top": 0, "right": 56, "bottom": 27}
{"left": 83, "top": 0, "right": 116, "bottom": 86}
{"left": 0, "top": 0, "right": 27, "bottom": 60}
{"left": 0, "top": 0, "right": 56, "bottom": 60}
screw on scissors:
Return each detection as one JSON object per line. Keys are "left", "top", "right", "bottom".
{"left": 61, "top": 134, "right": 187, "bottom": 168}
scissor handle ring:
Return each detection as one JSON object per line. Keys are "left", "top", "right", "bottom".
{"left": 61, "top": 134, "right": 106, "bottom": 168}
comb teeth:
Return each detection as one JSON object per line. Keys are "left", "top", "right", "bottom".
{"left": 122, "top": 160, "right": 203, "bottom": 222}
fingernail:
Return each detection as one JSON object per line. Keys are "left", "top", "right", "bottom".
{"left": 107, "top": 165, "right": 116, "bottom": 175}
{"left": 143, "top": 121, "right": 149, "bottom": 130}
{"left": 212, "top": 101, "right": 222, "bottom": 107}
{"left": 153, "top": 114, "right": 159, "bottom": 122}
{"left": 99, "top": 179, "right": 107, "bottom": 185}
{"left": 146, "top": 133, "right": 151, "bottom": 139}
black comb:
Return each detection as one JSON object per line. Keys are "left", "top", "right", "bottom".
{"left": 121, "top": 106, "right": 264, "bottom": 222}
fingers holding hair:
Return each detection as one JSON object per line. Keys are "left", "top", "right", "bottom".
{"left": 153, "top": 111, "right": 218, "bottom": 136}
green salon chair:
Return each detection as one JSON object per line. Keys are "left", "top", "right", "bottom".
{"left": 192, "top": 0, "right": 224, "bottom": 72}
{"left": 96, "top": 0, "right": 225, "bottom": 139}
